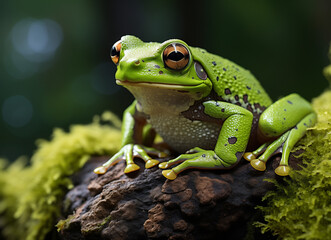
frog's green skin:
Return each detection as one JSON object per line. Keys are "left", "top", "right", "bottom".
{"left": 94, "top": 35, "right": 317, "bottom": 180}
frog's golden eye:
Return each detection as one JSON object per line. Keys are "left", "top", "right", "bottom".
{"left": 110, "top": 40, "right": 121, "bottom": 65}
{"left": 163, "top": 43, "right": 190, "bottom": 70}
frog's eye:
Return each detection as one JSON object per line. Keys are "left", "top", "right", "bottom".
{"left": 163, "top": 43, "right": 190, "bottom": 70}
{"left": 110, "top": 40, "right": 121, "bottom": 65}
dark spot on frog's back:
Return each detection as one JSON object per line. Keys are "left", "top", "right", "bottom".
{"left": 228, "top": 137, "right": 237, "bottom": 144}
{"left": 159, "top": 71, "right": 163, "bottom": 74}
{"left": 225, "top": 88, "right": 231, "bottom": 95}
{"left": 212, "top": 61, "right": 217, "bottom": 66}
{"left": 287, "top": 100, "right": 293, "bottom": 104}
{"left": 234, "top": 95, "right": 239, "bottom": 101}
{"left": 154, "top": 65, "right": 160, "bottom": 69}
{"left": 243, "top": 94, "right": 248, "bottom": 103}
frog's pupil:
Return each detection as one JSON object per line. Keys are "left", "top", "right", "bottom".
{"left": 111, "top": 46, "right": 119, "bottom": 57}
{"left": 168, "top": 51, "right": 184, "bottom": 61}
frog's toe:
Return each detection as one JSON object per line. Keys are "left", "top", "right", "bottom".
{"left": 158, "top": 162, "right": 169, "bottom": 169}
{"left": 243, "top": 152, "right": 256, "bottom": 162}
{"left": 145, "top": 159, "right": 160, "bottom": 169}
{"left": 162, "top": 169, "right": 177, "bottom": 180}
{"left": 250, "top": 159, "right": 266, "bottom": 171}
{"left": 94, "top": 166, "right": 107, "bottom": 175}
{"left": 124, "top": 163, "right": 140, "bottom": 173}
{"left": 275, "top": 165, "right": 290, "bottom": 176}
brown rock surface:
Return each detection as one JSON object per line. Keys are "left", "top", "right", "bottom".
{"left": 57, "top": 155, "right": 297, "bottom": 239}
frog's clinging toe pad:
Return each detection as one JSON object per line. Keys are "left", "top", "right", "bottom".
{"left": 275, "top": 165, "right": 290, "bottom": 176}
{"left": 94, "top": 166, "right": 107, "bottom": 175}
{"left": 158, "top": 162, "right": 169, "bottom": 169}
{"left": 250, "top": 159, "right": 266, "bottom": 171}
{"left": 145, "top": 159, "right": 159, "bottom": 169}
{"left": 162, "top": 170, "right": 177, "bottom": 180}
{"left": 243, "top": 152, "right": 256, "bottom": 161}
{"left": 124, "top": 163, "right": 140, "bottom": 173}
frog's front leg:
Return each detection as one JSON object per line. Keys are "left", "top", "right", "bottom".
{"left": 159, "top": 101, "right": 253, "bottom": 180}
{"left": 94, "top": 101, "right": 165, "bottom": 175}
{"left": 244, "top": 94, "right": 317, "bottom": 176}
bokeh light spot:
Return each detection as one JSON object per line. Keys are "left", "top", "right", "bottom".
{"left": 28, "top": 21, "right": 49, "bottom": 53}
{"left": 11, "top": 18, "right": 63, "bottom": 63}
{"left": 2, "top": 95, "right": 33, "bottom": 128}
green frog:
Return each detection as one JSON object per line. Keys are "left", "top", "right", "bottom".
{"left": 94, "top": 35, "right": 316, "bottom": 180}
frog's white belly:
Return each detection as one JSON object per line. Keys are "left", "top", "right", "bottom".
{"left": 148, "top": 114, "right": 221, "bottom": 152}
{"left": 125, "top": 84, "right": 221, "bottom": 152}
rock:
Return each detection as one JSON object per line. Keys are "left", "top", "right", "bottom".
{"left": 58, "top": 154, "right": 298, "bottom": 239}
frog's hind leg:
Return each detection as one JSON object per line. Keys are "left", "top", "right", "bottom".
{"left": 245, "top": 112, "right": 316, "bottom": 176}
{"left": 245, "top": 94, "right": 317, "bottom": 176}
{"left": 275, "top": 112, "right": 316, "bottom": 175}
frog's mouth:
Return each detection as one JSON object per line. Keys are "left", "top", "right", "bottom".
{"left": 116, "top": 79, "right": 209, "bottom": 93}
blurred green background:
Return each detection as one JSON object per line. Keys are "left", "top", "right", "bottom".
{"left": 0, "top": 0, "right": 330, "bottom": 161}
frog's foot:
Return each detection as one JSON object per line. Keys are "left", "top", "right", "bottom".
{"left": 243, "top": 142, "right": 270, "bottom": 162}
{"left": 247, "top": 132, "right": 289, "bottom": 173}
{"left": 185, "top": 147, "right": 206, "bottom": 154}
{"left": 249, "top": 112, "right": 317, "bottom": 176}
{"left": 94, "top": 144, "right": 166, "bottom": 175}
{"left": 158, "top": 147, "right": 207, "bottom": 170}
{"left": 159, "top": 150, "right": 231, "bottom": 180}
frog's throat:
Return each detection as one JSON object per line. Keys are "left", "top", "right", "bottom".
{"left": 116, "top": 80, "right": 210, "bottom": 95}
{"left": 118, "top": 80, "right": 208, "bottom": 116}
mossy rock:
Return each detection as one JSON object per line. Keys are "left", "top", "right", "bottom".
{"left": 0, "top": 113, "right": 122, "bottom": 240}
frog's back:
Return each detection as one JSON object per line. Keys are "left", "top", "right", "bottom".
{"left": 191, "top": 47, "right": 272, "bottom": 113}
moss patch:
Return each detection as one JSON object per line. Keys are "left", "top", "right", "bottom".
{"left": 0, "top": 112, "right": 121, "bottom": 240}
{"left": 256, "top": 90, "right": 331, "bottom": 239}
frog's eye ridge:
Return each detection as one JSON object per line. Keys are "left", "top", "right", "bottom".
{"left": 110, "top": 40, "right": 121, "bottom": 65}
{"left": 163, "top": 43, "right": 190, "bottom": 70}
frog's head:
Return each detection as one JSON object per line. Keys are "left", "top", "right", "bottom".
{"left": 110, "top": 35, "right": 212, "bottom": 101}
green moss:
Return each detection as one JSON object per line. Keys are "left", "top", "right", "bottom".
{"left": 256, "top": 90, "right": 331, "bottom": 239}
{"left": 99, "top": 215, "right": 112, "bottom": 228}
{"left": 0, "top": 112, "right": 121, "bottom": 240}
{"left": 56, "top": 214, "right": 75, "bottom": 232}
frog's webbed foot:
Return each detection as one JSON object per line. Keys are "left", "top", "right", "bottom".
{"left": 94, "top": 144, "right": 167, "bottom": 175}
{"left": 244, "top": 131, "right": 294, "bottom": 176}
{"left": 244, "top": 112, "right": 317, "bottom": 176}
{"left": 159, "top": 149, "right": 231, "bottom": 180}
